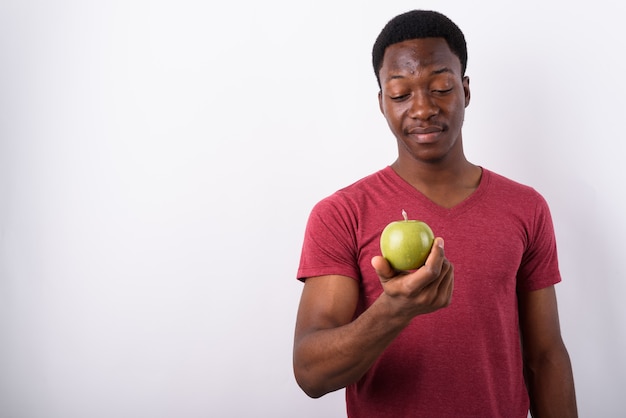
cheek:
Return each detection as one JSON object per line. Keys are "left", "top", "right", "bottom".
{"left": 383, "top": 101, "right": 408, "bottom": 120}
{"left": 384, "top": 111, "right": 404, "bottom": 133}
{"left": 457, "top": 98, "right": 467, "bottom": 120}
{"left": 381, "top": 103, "right": 399, "bottom": 124}
{"left": 445, "top": 97, "right": 467, "bottom": 121}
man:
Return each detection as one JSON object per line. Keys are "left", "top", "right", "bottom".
{"left": 293, "top": 9, "right": 577, "bottom": 418}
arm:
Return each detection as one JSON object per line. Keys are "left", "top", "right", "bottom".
{"left": 293, "top": 238, "right": 454, "bottom": 398}
{"left": 518, "top": 285, "right": 578, "bottom": 417}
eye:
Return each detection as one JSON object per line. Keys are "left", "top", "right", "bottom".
{"left": 390, "top": 93, "right": 410, "bottom": 101}
{"left": 433, "top": 88, "right": 453, "bottom": 95}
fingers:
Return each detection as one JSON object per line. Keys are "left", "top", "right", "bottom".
{"left": 373, "top": 237, "right": 448, "bottom": 290}
{"left": 412, "top": 252, "right": 454, "bottom": 310}
{"left": 374, "top": 237, "right": 445, "bottom": 277}
{"left": 371, "top": 255, "right": 395, "bottom": 282}
{"left": 372, "top": 237, "right": 454, "bottom": 317}
{"left": 422, "top": 240, "right": 453, "bottom": 293}
{"left": 435, "top": 258, "right": 454, "bottom": 306}
{"left": 402, "top": 237, "right": 445, "bottom": 288}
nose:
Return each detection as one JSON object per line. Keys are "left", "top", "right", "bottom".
{"left": 408, "top": 92, "right": 438, "bottom": 120}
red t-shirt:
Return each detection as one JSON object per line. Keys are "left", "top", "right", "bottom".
{"left": 297, "top": 166, "right": 561, "bottom": 417}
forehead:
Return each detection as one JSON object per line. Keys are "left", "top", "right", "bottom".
{"left": 380, "top": 37, "right": 461, "bottom": 77}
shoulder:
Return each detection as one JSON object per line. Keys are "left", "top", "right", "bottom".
{"left": 312, "top": 167, "right": 393, "bottom": 212}
{"left": 481, "top": 169, "right": 557, "bottom": 248}
{"left": 482, "top": 168, "right": 548, "bottom": 206}
{"left": 483, "top": 169, "right": 538, "bottom": 194}
{"left": 336, "top": 166, "right": 394, "bottom": 197}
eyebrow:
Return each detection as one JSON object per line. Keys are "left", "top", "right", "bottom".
{"left": 432, "top": 67, "right": 454, "bottom": 75}
{"left": 385, "top": 67, "right": 456, "bottom": 82}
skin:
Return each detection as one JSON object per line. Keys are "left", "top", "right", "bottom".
{"left": 293, "top": 38, "right": 577, "bottom": 416}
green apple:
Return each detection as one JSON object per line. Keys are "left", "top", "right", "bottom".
{"left": 380, "top": 210, "right": 435, "bottom": 270}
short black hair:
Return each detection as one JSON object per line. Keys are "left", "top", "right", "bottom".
{"left": 372, "top": 10, "right": 468, "bottom": 88}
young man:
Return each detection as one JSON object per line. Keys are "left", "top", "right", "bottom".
{"left": 293, "top": 9, "right": 577, "bottom": 418}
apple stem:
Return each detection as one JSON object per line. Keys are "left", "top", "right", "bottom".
{"left": 402, "top": 209, "right": 408, "bottom": 221}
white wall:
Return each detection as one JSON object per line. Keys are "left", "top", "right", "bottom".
{"left": 1, "top": 1, "right": 624, "bottom": 417}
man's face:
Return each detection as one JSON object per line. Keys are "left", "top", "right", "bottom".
{"left": 378, "top": 38, "right": 470, "bottom": 164}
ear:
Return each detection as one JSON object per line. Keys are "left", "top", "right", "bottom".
{"left": 463, "top": 76, "right": 471, "bottom": 107}
{"left": 378, "top": 90, "right": 384, "bottom": 115}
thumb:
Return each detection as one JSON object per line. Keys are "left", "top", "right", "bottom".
{"left": 424, "top": 237, "right": 445, "bottom": 268}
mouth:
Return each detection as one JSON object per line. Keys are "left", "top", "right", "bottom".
{"left": 406, "top": 125, "right": 444, "bottom": 143}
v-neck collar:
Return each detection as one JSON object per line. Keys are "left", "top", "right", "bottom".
{"left": 382, "top": 165, "right": 490, "bottom": 217}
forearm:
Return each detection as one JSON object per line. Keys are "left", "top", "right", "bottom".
{"left": 293, "top": 296, "right": 410, "bottom": 398}
{"left": 526, "top": 346, "right": 578, "bottom": 417}
{"left": 293, "top": 246, "right": 453, "bottom": 398}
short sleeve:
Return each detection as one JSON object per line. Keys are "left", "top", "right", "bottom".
{"left": 516, "top": 192, "right": 562, "bottom": 291}
{"left": 297, "top": 196, "right": 361, "bottom": 282}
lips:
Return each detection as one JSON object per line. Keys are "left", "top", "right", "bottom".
{"left": 407, "top": 125, "right": 443, "bottom": 135}
{"left": 406, "top": 125, "right": 444, "bottom": 143}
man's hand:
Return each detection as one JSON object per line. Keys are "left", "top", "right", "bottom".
{"left": 371, "top": 237, "right": 454, "bottom": 319}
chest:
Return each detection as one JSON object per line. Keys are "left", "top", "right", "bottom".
{"left": 356, "top": 206, "right": 528, "bottom": 309}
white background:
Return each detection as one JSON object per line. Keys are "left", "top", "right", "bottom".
{"left": 1, "top": 0, "right": 625, "bottom": 417}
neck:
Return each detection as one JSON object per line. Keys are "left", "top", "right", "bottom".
{"left": 390, "top": 155, "right": 482, "bottom": 209}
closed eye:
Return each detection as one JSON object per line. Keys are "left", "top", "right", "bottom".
{"left": 390, "top": 94, "right": 410, "bottom": 101}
